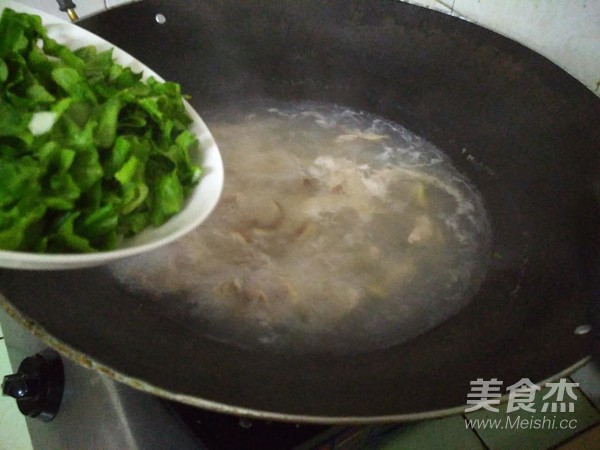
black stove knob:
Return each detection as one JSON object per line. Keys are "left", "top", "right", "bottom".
{"left": 1, "top": 349, "right": 64, "bottom": 422}
{"left": 3, "top": 373, "right": 42, "bottom": 399}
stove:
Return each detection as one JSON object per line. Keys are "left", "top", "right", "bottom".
{"left": 2, "top": 1, "right": 598, "bottom": 448}
{"left": 0, "top": 309, "right": 400, "bottom": 450}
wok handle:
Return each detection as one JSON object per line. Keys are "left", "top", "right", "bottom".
{"left": 56, "top": 0, "right": 79, "bottom": 21}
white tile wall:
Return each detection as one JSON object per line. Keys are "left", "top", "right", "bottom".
{"left": 402, "top": 0, "right": 455, "bottom": 14}
{"left": 16, "top": 0, "right": 104, "bottom": 19}
{"left": 16, "top": 0, "right": 137, "bottom": 19}
{"left": 0, "top": 324, "right": 33, "bottom": 450}
{"left": 405, "top": 0, "right": 600, "bottom": 95}
{"left": 105, "top": 0, "right": 135, "bottom": 9}
{"left": 452, "top": 0, "right": 600, "bottom": 95}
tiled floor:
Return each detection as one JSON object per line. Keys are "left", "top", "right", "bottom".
{"left": 0, "top": 323, "right": 33, "bottom": 450}
{"left": 370, "top": 367, "right": 600, "bottom": 450}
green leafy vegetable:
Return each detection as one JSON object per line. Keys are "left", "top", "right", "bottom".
{"left": 0, "top": 8, "right": 202, "bottom": 252}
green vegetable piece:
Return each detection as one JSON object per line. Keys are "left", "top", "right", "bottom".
{"left": 0, "top": 161, "right": 42, "bottom": 208}
{"left": 137, "top": 97, "right": 161, "bottom": 119}
{"left": 0, "top": 99, "right": 30, "bottom": 136}
{"left": 0, "top": 203, "right": 46, "bottom": 251}
{"left": 120, "top": 182, "right": 149, "bottom": 215}
{"left": 106, "top": 136, "right": 131, "bottom": 177}
{"left": 82, "top": 48, "right": 114, "bottom": 83}
{"left": 51, "top": 67, "right": 95, "bottom": 102}
{"left": 121, "top": 211, "right": 150, "bottom": 235}
{"left": 115, "top": 156, "right": 139, "bottom": 185}
{"left": 47, "top": 171, "right": 80, "bottom": 210}
{"left": 26, "top": 83, "right": 56, "bottom": 103}
{"left": 51, "top": 212, "right": 95, "bottom": 252}
{"left": 64, "top": 101, "right": 93, "bottom": 128}
{"left": 113, "top": 67, "right": 142, "bottom": 88}
{"left": 27, "top": 44, "right": 57, "bottom": 74}
{"left": 94, "top": 98, "right": 122, "bottom": 148}
{"left": 51, "top": 98, "right": 75, "bottom": 116}
{"left": 0, "top": 12, "right": 28, "bottom": 57}
{"left": 0, "top": 58, "right": 8, "bottom": 82}
{"left": 78, "top": 204, "right": 118, "bottom": 239}
{"left": 59, "top": 149, "right": 76, "bottom": 172}
{"left": 70, "top": 149, "right": 104, "bottom": 191}
{"left": 151, "top": 172, "right": 184, "bottom": 226}
{"left": 41, "top": 35, "right": 86, "bottom": 72}
{"left": 63, "top": 118, "right": 96, "bottom": 151}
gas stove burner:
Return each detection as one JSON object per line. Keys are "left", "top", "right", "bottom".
{"left": 167, "top": 402, "right": 329, "bottom": 450}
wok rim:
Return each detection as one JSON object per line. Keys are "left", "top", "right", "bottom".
{"left": 0, "top": 294, "right": 590, "bottom": 424}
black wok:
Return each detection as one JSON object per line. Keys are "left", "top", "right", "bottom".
{"left": 1, "top": 0, "right": 599, "bottom": 423}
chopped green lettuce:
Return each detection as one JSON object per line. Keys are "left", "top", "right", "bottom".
{"left": 0, "top": 8, "right": 202, "bottom": 252}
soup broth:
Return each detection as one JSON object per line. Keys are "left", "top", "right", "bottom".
{"left": 111, "top": 102, "right": 491, "bottom": 353}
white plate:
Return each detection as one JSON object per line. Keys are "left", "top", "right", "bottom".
{"left": 0, "top": 2, "right": 224, "bottom": 270}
